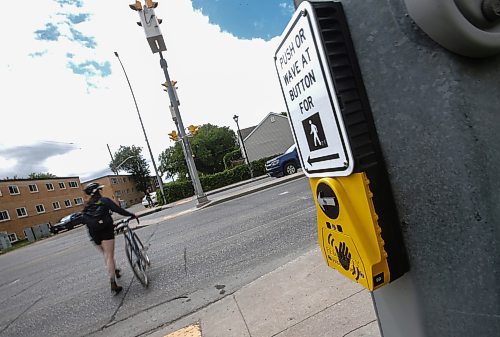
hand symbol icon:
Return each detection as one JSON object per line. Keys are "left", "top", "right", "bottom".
{"left": 335, "top": 241, "right": 351, "bottom": 271}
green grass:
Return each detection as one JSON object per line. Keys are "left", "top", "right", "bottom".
{"left": 0, "top": 239, "right": 33, "bottom": 254}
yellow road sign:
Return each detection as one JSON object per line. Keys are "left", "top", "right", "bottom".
{"left": 310, "top": 173, "right": 390, "bottom": 290}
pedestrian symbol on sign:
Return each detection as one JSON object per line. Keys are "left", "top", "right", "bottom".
{"left": 302, "top": 112, "right": 328, "bottom": 151}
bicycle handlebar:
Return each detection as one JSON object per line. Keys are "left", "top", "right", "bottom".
{"left": 115, "top": 216, "right": 139, "bottom": 231}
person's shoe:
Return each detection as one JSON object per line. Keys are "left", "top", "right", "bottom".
{"left": 111, "top": 280, "right": 123, "bottom": 295}
{"left": 115, "top": 269, "right": 121, "bottom": 279}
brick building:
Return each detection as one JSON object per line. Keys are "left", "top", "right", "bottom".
{"left": 0, "top": 177, "right": 85, "bottom": 242}
{"left": 82, "top": 174, "right": 152, "bottom": 209}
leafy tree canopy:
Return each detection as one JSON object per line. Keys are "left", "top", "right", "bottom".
{"left": 158, "top": 123, "right": 237, "bottom": 180}
{"left": 28, "top": 172, "right": 57, "bottom": 179}
{"left": 1, "top": 172, "right": 56, "bottom": 180}
{"left": 109, "top": 145, "right": 151, "bottom": 194}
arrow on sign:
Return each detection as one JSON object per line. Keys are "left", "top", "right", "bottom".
{"left": 307, "top": 153, "right": 340, "bottom": 166}
{"left": 317, "top": 192, "right": 337, "bottom": 211}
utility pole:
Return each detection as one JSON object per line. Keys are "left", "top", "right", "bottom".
{"left": 107, "top": 144, "right": 118, "bottom": 175}
{"left": 128, "top": 0, "right": 209, "bottom": 206}
{"left": 114, "top": 51, "right": 167, "bottom": 206}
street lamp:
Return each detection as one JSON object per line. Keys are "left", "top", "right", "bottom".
{"left": 115, "top": 155, "right": 137, "bottom": 173}
{"left": 113, "top": 51, "right": 167, "bottom": 206}
{"left": 233, "top": 115, "right": 253, "bottom": 178}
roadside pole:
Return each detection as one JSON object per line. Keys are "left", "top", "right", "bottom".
{"left": 160, "top": 55, "right": 207, "bottom": 205}
{"left": 128, "top": 0, "right": 209, "bottom": 207}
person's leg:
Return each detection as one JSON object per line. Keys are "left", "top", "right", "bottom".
{"left": 101, "top": 239, "right": 122, "bottom": 294}
{"left": 101, "top": 239, "right": 116, "bottom": 279}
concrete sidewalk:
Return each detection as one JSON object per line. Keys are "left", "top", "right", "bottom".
{"left": 120, "top": 173, "right": 381, "bottom": 336}
{"left": 147, "top": 247, "right": 381, "bottom": 337}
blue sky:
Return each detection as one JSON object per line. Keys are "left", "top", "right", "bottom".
{"left": 0, "top": 0, "right": 295, "bottom": 180}
{"left": 192, "top": 0, "right": 294, "bottom": 40}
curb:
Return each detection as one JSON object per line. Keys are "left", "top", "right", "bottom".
{"left": 198, "top": 172, "right": 305, "bottom": 209}
{"left": 205, "top": 175, "right": 269, "bottom": 196}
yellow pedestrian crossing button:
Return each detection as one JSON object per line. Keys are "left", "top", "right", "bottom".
{"left": 310, "top": 173, "right": 390, "bottom": 290}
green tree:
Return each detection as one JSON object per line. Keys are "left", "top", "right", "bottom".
{"left": 158, "top": 143, "right": 188, "bottom": 181}
{"left": 109, "top": 145, "right": 151, "bottom": 194}
{"left": 28, "top": 172, "right": 57, "bottom": 179}
{"left": 190, "top": 124, "right": 237, "bottom": 174}
{"left": 158, "top": 124, "right": 237, "bottom": 180}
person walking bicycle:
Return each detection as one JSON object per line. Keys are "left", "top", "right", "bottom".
{"left": 82, "top": 183, "right": 137, "bottom": 295}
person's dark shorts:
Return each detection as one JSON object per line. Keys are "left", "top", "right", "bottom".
{"left": 89, "top": 226, "right": 115, "bottom": 245}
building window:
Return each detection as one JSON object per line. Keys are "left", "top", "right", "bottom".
{"left": 74, "top": 197, "right": 83, "bottom": 205}
{"left": 115, "top": 190, "right": 121, "bottom": 197}
{"left": 64, "top": 200, "right": 72, "bottom": 207}
{"left": 0, "top": 188, "right": 2, "bottom": 196}
{"left": 111, "top": 178, "right": 118, "bottom": 184}
{"left": 0, "top": 210, "right": 10, "bottom": 222}
{"left": 8, "top": 233, "right": 18, "bottom": 243}
{"left": 46, "top": 183, "right": 54, "bottom": 191}
{"left": 16, "top": 207, "right": 28, "bottom": 218}
{"left": 53, "top": 201, "right": 61, "bottom": 210}
{"left": 8, "top": 185, "right": 20, "bottom": 195}
{"left": 35, "top": 204, "right": 45, "bottom": 214}
{"left": 59, "top": 182, "right": 66, "bottom": 189}
{"left": 29, "top": 184, "right": 38, "bottom": 193}
{"left": 69, "top": 181, "right": 78, "bottom": 188}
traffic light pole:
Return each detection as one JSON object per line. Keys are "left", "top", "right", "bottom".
{"left": 159, "top": 52, "right": 208, "bottom": 206}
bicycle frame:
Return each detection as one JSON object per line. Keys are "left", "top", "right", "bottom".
{"left": 115, "top": 218, "right": 150, "bottom": 286}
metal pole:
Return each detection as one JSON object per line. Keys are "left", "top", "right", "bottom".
{"left": 107, "top": 144, "right": 118, "bottom": 175}
{"left": 234, "top": 116, "right": 254, "bottom": 178}
{"left": 114, "top": 52, "right": 167, "bottom": 206}
{"left": 159, "top": 52, "right": 208, "bottom": 206}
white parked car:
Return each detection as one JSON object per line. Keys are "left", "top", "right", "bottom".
{"left": 142, "top": 192, "right": 158, "bottom": 208}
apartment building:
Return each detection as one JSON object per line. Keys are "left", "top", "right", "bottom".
{"left": 82, "top": 175, "right": 149, "bottom": 209}
{"left": 0, "top": 177, "right": 85, "bottom": 242}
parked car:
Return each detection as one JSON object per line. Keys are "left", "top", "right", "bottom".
{"left": 50, "top": 212, "right": 83, "bottom": 234}
{"left": 142, "top": 192, "right": 158, "bottom": 208}
{"left": 265, "top": 145, "right": 301, "bottom": 178}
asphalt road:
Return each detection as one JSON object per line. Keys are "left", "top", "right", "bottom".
{"left": 0, "top": 177, "right": 317, "bottom": 337}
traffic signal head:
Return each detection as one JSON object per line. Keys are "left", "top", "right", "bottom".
{"left": 187, "top": 125, "right": 199, "bottom": 136}
{"left": 168, "top": 130, "right": 179, "bottom": 141}
{"left": 129, "top": 0, "right": 142, "bottom": 11}
{"left": 146, "top": 0, "right": 158, "bottom": 8}
{"left": 161, "top": 80, "right": 178, "bottom": 92}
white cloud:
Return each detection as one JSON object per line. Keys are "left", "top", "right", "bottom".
{"left": 0, "top": 0, "right": 287, "bottom": 180}
{"left": 0, "top": 157, "right": 17, "bottom": 171}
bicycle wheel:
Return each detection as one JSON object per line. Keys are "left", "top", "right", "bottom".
{"left": 132, "top": 231, "right": 151, "bottom": 267}
{"left": 124, "top": 232, "right": 149, "bottom": 286}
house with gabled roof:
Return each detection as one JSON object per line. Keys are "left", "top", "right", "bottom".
{"left": 238, "top": 112, "right": 295, "bottom": 163}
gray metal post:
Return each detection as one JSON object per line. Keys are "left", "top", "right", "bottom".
{"left": 159, "top": 52, "right": 208, "bottom": 206}
{"left": 233, "top": 115, "right": 253, "bottom": 178}
{"left": 114, "top": 52, "right": 167, "bottom": 206}
{"left": 107, "top": 144, "right": 118, "bottom": 175}
{"left": 292, "top": 1, "right": 500, "bottom": 337}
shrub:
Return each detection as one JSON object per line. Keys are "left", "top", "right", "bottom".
{"left": 160, "top": 154, "right": 284, "bottom": 203}
{"left": 223, "top": 149, "right": 242, "bottom": 169}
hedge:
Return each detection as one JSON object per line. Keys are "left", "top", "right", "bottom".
{"left": 158, "top": 154, "right": 281, "bottom": 204}
{"left": 223, "top": 149, "right": 242, "bottom": 169}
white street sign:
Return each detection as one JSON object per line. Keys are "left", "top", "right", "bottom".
{"left": 274, "top": 1, "right": 353, "bottom": 178}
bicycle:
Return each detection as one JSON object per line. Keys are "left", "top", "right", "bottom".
{"left": 115, "top": 217, "right": 151, "bottom": 287}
